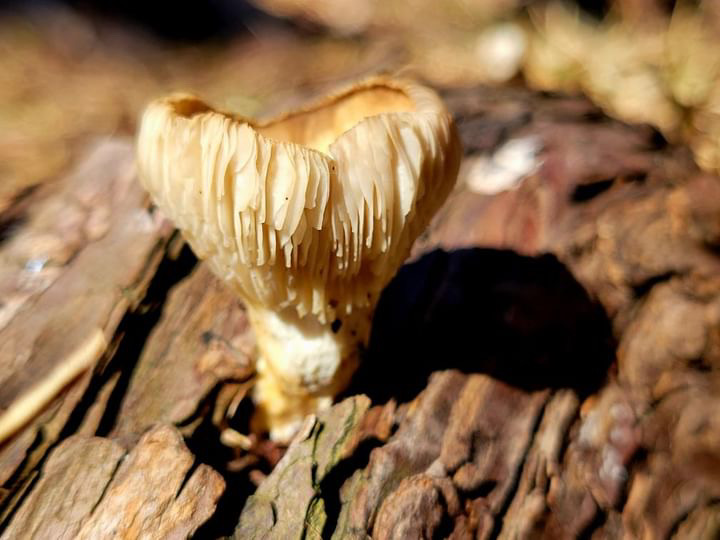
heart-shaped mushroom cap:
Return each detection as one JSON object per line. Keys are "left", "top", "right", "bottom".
{"left": 137, "top": 76, "right": 461, "bottom": 324}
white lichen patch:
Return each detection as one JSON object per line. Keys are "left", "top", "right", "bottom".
{"left": 464, "top": 135, "right": 542, "bottom": 195}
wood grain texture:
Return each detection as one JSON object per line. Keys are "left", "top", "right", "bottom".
{"left": 3, "top": 425, "right": 224, "bottom": 540}
{"left": 0, "top": 139, "right": 173, "bottom": 515}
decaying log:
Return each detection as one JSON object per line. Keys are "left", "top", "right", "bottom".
{"left": 231, "top": 87, "right": 720, "bottom": 538}
{"left": 2, "top": 425, "right": 224, "bottom": 539}
{"left": 110, "top": 263, "right": 254, "bottom": 447}
{"left": 235, "top": 395, "right": 379, "bottom": 539}
{"left": 1, "top": 84, "right": 720, "bottom": 539}
{"left": 0, "top": 139, "right": 174, "bottom": 522}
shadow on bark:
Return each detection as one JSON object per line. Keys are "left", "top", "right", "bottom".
{"left": 346, "top": 248, "right": 615, "bottom": 403}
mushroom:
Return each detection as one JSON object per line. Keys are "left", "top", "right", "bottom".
{"left": 136, "top": 76, "right": 461, "bottom": 440}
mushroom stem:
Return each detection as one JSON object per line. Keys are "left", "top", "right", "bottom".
{"left": 247, "top": 305, "right": 371, "bottom": 440}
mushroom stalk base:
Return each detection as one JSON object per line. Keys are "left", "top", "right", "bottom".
{"left": 248, "top": 306, "right": 371, "bottom": 441}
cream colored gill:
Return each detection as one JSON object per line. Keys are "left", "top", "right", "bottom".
{"left": 136, "top": 77, "right": 459, "bottom": 323}
{"left": 257, "top": 86, "right": 415, "bottom": 153}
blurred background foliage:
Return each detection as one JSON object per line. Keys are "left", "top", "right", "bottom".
{"left": 1, "top": 0, "right": 719, "bottom": 212}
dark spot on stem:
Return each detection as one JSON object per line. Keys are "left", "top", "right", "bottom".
{"left": 331, "top": 319, "right": 342, "bottom": 333}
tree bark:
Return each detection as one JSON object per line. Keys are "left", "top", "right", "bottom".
{"left": 1, "top": 85, "right": 719, "bottom": 539}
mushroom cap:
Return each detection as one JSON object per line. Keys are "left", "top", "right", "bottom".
{"left": 137, "top": 76, "right": 461, "bottom": 323}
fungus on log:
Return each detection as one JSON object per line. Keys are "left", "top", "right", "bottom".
{"left": 136, "top": 76, "right": 462, "bottom": 440}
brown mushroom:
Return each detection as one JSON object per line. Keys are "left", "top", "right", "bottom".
{"left": 137, "top": 76, "right": 461, "bottom": 440}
